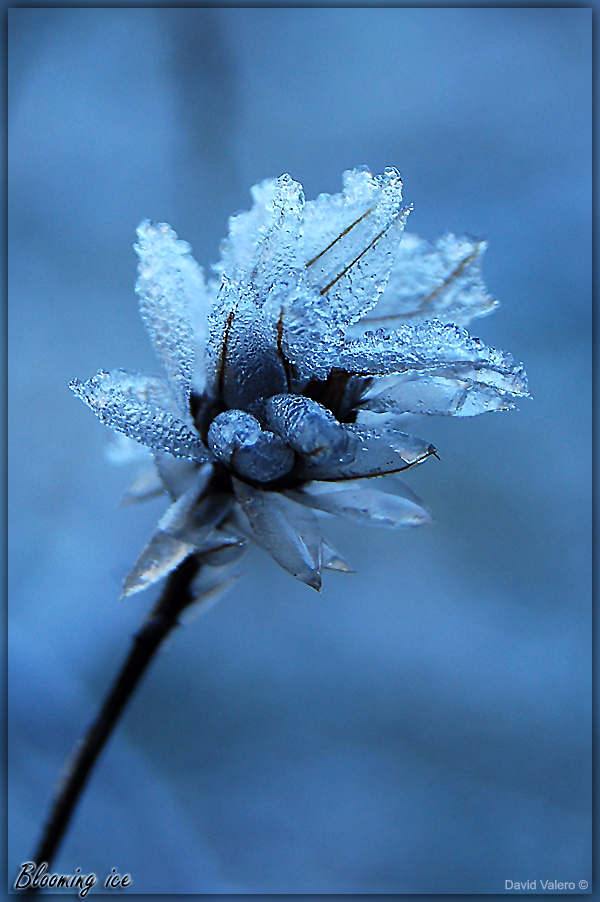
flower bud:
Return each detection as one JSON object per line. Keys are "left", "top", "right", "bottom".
{"left": 208, "top": 409, "right": 295, "bottom": 483}
{"left": 266, "top": 394, "right": 356, "bottom": 464}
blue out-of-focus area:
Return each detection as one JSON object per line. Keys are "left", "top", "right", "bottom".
{"left": 8, "top": 8, "right": 591, "bottom": 895}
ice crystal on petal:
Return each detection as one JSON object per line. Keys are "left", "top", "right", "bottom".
{"left": 217, "top": 175, "right": 305, "bottom": 284}
{"left": 303, "top": 168, "right": 408, "bottom": 325}
{"left": 280, "top": 168, "right": 411, "bottom": 378}
{"left": 244, "top": 174, "right": 305, "bottom": 303}
{"left": 70, "top": 370, "right": 210, "bottom": 461}
{"left": 333, "top": 322, "right": 528, "bottom": 420}
{"left": 208, "top": 176, "right": 308, "bottom": 399}
{"left": 338, "top": 321, "right": 526, "bottom": 380}
{"left": 92, "top": 369, "right": 179, "bottom": 413}
{"left": 135, "top": 221, "right": 209, "bottom": 409}
{"left": 72, "top": 166, "right": 529, "bottom": 592}
{"left": 346, "top": 323, "right": 528, "bottom": 418}
{"left": 353, "top": 232, "right": 497, "bottom": 333}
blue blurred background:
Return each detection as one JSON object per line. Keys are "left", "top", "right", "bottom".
{"left": 9, "top": 8, "right": 591, "bottom": 894}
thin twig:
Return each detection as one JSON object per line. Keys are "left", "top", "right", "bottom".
{"left": 28, "top": 554, "right": 202, "bottom": 878}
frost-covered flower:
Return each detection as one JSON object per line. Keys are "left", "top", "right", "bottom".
{"left": 71, "top": 168, "right": 528, "bottom": 594}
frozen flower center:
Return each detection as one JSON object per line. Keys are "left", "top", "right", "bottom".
{"left": 208, "top": 409, "right": 295, "bottom": 483}
{"left": 206, "top": 391, "right": 361, "bottom": 485}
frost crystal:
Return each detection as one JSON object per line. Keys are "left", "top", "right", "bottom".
{"left": 71, "top": 167, "right": 528, "bottom": 592}
{"left": 353, "top": 232, "right": 498, "bottom": 331}
{"left": 70, "top": 370, "right": 210, "bottom": 461}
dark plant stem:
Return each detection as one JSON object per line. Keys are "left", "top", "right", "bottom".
{"left": 29, "top": 554, "right": 202, "bottom": 876}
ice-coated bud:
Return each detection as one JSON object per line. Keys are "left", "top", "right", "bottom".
{"left": 208, "top": 410, "right": 261, "bottom": 463}
{"left": 265, "top": 394, "right": 357, "bottom": 464}
{"left": 208, "top": 409, "right": 295, "bottom": 483}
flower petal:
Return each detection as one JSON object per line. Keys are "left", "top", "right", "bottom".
{"left": 122, "top": 466, "right": 165, "bottom": 504}
{"left": 352, "top": 232, "right": 498, "bottom": 332}
{"left": 298, "top": 425, "right": 435, "bottom": 480}
{"left": 180, "top": 572, "right": 242, "bottom": 623}
{"left": 388, "top": 474, "right": 428, "bottom": 507}
{"left": 363, "top": 369, "right": 526, "bottom": 416}
{"left": 281, "top": 168, "right": 410, "bottom": 380}
{"left": 122, "top": 468, "right": 234, "bottom": 596}
{"left": 217, "top": 174, "right": 305, "bottom": 286}
{"left": 302, "top": 167, "right": 408, "bottom": 325}
{"left": 123, "top": 529, "right": 244, "bottom": 598}
{"left": 153, "top": 453, "right": 202, "bottom": 500}
{"left": 287, "top": 480, "right": 432, "bottom": 529}
{"left": 135, "top": 220, "right": 212, "bottom": 407}
{"left": 233, "top": 478, "right": 322, "bottom": 590}
{"left": 122, "top": 533, "right": 196, "bottom": 597}
{"left": 340, "top": 321, "right": 527, "bottom": 378}
{"left": 70, "top": 369, "right": 211, "bottom": 461}
{"left": 158, "top": 471, "right": 232, "bottom": 542}
{"left": 197, "top": 532, "right": 248, "bottom": 567}
{"left": 322, "top": 538, "right": 354, "bottom": 573}
{"left": 209, "top": 176, "right": 307, "bottom": 402}
{"left": 336, "top": 321, "right": 528, "bottom": 415}
{"left": 205, "top": 282, "right": 288, "bottom": 409}
{"left": 248, "top": 174, "right": 305, "bottom": 302}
